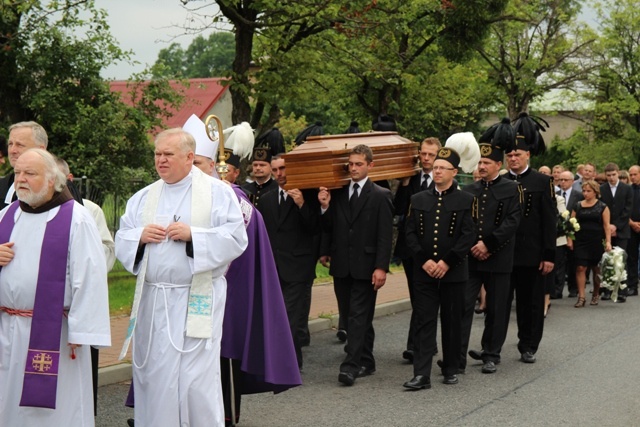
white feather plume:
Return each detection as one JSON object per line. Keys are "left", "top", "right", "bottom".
{"left": 445, "top": 132, "right": 480, "bottom": 173}
{"left": 223, "top": 122, "right": 255, "bottom": 160}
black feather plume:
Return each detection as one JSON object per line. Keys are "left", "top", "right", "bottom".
{"left": 512, "top": 112, "right": 548, "bottom": 156}
{"left": 294, "top": 121, "right": 324, "bottom": 145}
{"left": 256, "top": 127, "right": 285, "bottom": 156}
{"left": 345, "top": 121, "right": 360, "bottom": 134}
{"left": 479, "top": 117, "right": 515, "bottom": 151}
{"left": 372, "top": 114, "right": 397, "bottom": 131}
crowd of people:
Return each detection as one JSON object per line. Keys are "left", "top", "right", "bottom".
{"left": 0, "top": 115, "right": 638, "bottom": 427}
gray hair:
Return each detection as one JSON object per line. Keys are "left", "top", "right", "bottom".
{"left": 9, "top": 121, "right": 48, "bottom": 149}
{"left": 155, "top": 128, "right": 195, "bottom": 154}
{"left": 24, "top": 148, "right": 67, "bottom": 192}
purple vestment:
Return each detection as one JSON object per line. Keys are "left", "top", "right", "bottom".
{"left": 221, "top": 186, "right": 301, "bottom": 393}
{"left": 0, "top": 200, "right": 74, "bottom": 409}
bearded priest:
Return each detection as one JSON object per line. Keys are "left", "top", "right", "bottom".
{"left": 0, "top": 148, "right": 111, "bottom": 426}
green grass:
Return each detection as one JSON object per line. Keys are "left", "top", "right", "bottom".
{"left": 108, "top": 260, "right": 135, "bottom": 316}
{"left": 108, "top": 260, "right": 405, "bottom": 316}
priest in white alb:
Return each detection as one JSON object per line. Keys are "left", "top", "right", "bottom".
{"left": 115, "top": 128, "right": 248, "bottom": 426}
{"left": 0, "top": 148, "right": 111, "bottom": 426}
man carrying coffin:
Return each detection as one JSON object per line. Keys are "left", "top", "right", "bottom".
{"left": 0, "top": 148, "right": 110, "bottom": 426}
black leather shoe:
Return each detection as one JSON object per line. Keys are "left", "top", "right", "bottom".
{"left": 336, "top": 329, "right": 347, "bottom": 342}
{"left": 443, "top": 375, "right": 459, "bottom": 385}
{"left": 357, "top": 366, "right": 376, "bottom": 377}
{"left": 403, "top": 375, "right": 431, "bottom": 390}
{"left": 601, "top": 291, "right": 611, "bottom": 300}
{"left": 568, "top": 291, "right": 577, "bottom": 298}
{"left": 402, "top": 349, "right": 414, "bottom": 363}
{"left": 338, "top": 371, "right": 355, "bottom": 386}
{"left": 615, "top": 295, "right": 627, "bottom": 303}
{"left": 521, "top": 352, "right": 536, "bottom": 363}
{"left": 468, "top": 349, "right": 483, "bottom": 361}
{"left": 127, "top": 419, "right": 135, "bottom": 427}
{"left": 481, "top": 361, "right": 497, "bottom": 374}
{"left": 628, "top": 288, "right": 639, "bottom": 296}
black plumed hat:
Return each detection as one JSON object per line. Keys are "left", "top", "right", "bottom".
{"left": 511, "top": 112, "right": 549, "bottom": 156}
{"left": 255, "top": 127, "right": 285, "bottom": 157}
{"left": 345, "top": 121, "right": 360, "bottom": 134}
{"left": 294, "top": 121, "right": 324, "bottom": 145}
{"left": 372, "top": 114, "right": 397, "bottom": 131}
{"left": 478, "top": 117, "right": 513, "bottom": 162}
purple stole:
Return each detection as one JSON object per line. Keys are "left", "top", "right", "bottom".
{"left": 0, "top": 200, "right": 74, "bottom": 409}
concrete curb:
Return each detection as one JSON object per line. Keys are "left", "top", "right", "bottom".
{"left": 97, "top": 298, "right": 412, "bottom": 386}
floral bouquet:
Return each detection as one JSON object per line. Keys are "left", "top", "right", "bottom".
{"left": 598, "top": 246, "right": 627, "bottom": 302}
{"left": 557, "top": 210, "right": 580, "bottom": 239}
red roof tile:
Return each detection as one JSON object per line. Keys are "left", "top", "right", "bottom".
{"left": 109, "top": 78, "right": 230, "bottom": 129}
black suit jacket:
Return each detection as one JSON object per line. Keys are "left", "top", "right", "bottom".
{"left": 393, "top": 172, "right": 432, "bottom": 259}
{"left": 257, "top": 189, "right": 320, "bottom": 283}
{"left": 0, "top": 173, "right": 14, "bottom": 209}
{"left": 600, "top": 181, "right": 633, "bottom": 239}
{"left": 321, "top": 179, "right": 394, "bottom": 280}
{"left": 405, "top": 183, "right": 476, "bottom": 283}
{"left": 558, "top": 188, "right": 583, "bottom": 213}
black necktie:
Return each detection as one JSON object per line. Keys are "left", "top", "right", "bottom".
{"left": 279, "top": 189, "right": 285, "bottom": 205}
{"left": 350, "top": 183, "right": 360, "bottom": 211}
{"left": 421, "top": 176, "right": 429, "bottom": 191}
{"left": 562, "top": 191, "right": 567, "bottom": 201}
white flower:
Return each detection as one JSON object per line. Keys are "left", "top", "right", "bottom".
{"left": 569, "top": 217, "right": 577, "bottom": 224}
{"left": 574, "top": 224, "right": 581, "bottom": 231}
{"left": 561, "top": 210, "right": 570, "bottom": 219}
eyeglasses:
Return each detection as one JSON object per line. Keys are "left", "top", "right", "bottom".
{"left": 432, "top": 166, "right": 455, "bottom": 171}
{"left": 558, "top": 178, "right": 572, "bottom": 181}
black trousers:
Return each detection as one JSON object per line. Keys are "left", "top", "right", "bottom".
{"left": 412, "top": 280, "right": 465, "bottom": 378}
{"left": 280, "top": 278, "right": 313, "bottom": 368}
{"left": 628, "top": 231, "right": 640, "bottom": 290}
{"left": 296, "top": 281, "right": 313, "bottom": 345}
{"left": 509, "top": 266, "right": 546, "bottom": 355}
{"left": 334, "top": 275, "right": 377, "bottom": 374}
{"left": 460, "top": 271, "right": 511, "bottom": 366}
{"left": 553, "top": 245, "right": 568, "bottom": 297}
{"left": 401, "top": 256, "right": 416, "bottom": 351}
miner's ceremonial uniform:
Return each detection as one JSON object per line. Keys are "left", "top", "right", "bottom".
{"left": 505, "top": 167, "right": 556, "bottom": 356}
{"left": 461, "top": 174, "right": 521, "bottom": 367}
{"left": 406, "top": 180, "right": 476, "bottom": 382}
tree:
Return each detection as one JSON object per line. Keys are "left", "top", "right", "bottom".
{"left": 253, "top": 0, "right": 505, "bottom": 139}
{"left": 476, "top": 0, "right": 598, "bottom": 119}
{"left": 541, "top": 0, "right": 640, "bottom": 169}
{"left": 152, "top": 32, "right": 235, "bottom": 78}
{"left": 0, "top": 1, "right": 183, "bottom": 197}
{"left": 181, "top": 0, "right": 380, "bottom": 130}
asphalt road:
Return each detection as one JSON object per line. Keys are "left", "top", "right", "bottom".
{"left": 96, "top": 295, "right": 640, "bottom": 427}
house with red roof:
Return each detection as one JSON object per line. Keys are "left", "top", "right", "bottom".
{"left": 109, "top": 77, "right": 233, "bottom": 132}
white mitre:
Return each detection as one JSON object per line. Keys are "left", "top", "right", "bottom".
{"left": 183, "top": 114, "right": 218, "bottom": 160}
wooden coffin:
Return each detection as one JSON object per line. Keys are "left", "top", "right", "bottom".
{"left": 282, "top": 132, "right": 419, "bottom": 190}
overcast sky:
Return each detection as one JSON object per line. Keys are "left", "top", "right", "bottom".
{"left": 97, "top": 0, "right": 219, "bottom": 80}
{"left": 97, "top": 0, "right": 598, "bottom": 81}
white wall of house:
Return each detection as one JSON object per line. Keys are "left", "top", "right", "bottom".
{"left": 205, "top": 90, "right": 233, "bottom": 128}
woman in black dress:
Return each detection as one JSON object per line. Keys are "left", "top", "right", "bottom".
{"left": 567, "top": 180, "right": 612, "bottom": 307}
